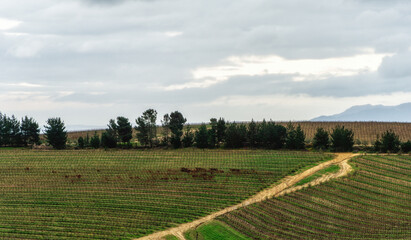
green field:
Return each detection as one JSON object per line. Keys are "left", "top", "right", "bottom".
{"left": 295, "top": 164, "right": 340, "bottom": 186}
{"left": 185, "top": 221, "right": 251, "bottom": 240}
{"left": 0, "top": 149, "right": 331, "bottom": 239}
{"left": 215, "top": 155, "right": 411, "bottom": 239}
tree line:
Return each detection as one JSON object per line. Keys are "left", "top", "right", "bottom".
{"left": 1, "top": 109, "right": 411, "bottom": 153}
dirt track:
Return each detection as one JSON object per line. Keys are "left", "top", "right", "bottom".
{"left": 136, "top": 153, "right": 359, "bottom": 240}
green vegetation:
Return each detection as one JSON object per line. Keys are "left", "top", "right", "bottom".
{"left": 0, "top": 113, "right": 40, "bottom": 147}
{"left": 295, "top": 164, "right": 340, "bottom": 186}
{"left": 135, "top": 108, "right": 158, "bottom": 148}
{"left": 330, "top": 125, "right": 354, "bottom": 152}
{"left": 0, "top": 149, "right": 330, "bottom": 239}
{"left": 185, "top": 221, "right": 251, "bottom": 240}
{"left": 218, "top": 155, "right": 411, "bottom": 239}
{"left": 313, "top": 127, "right": 329, "bottom": 150}
{"left": 44, "top": 117, "right": 68, "bottom": 149}
{"left": 163, "top": 235, "right": 179, "bottom": 240}
{"left": 374, "top": 130, "right": 401, "bottom": 153}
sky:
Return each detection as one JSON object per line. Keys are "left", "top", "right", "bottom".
{"left": 1, "top": 0, "right": 411, "bottom": 129}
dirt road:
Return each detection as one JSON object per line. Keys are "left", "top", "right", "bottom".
{"left": 136, "top": 153, "right": 359, "bottom": 240}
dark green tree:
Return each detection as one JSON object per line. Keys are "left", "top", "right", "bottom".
{"left": 375, "top": 130, "right": 400, "bottom": 153}
{"left": 0, "top": 113, "right": 4, "bottom": 146}
{"left": 0, "top": 114, "right": 22, "bottom": 146}
{"left": 195, "top": 124, "right": 209, "bottom": 149}
{"left": 135, "top": 109, "right": 157, "bottom": 147}
{"left": 286, "top": 122, "right": 297, "bottom": 149}
{"left": 85, "top": 133, "right": 90, "bottom": 147}
{"left": 208, "top": 118, "right": 218, "bottom": 148}
{"left": 330, "top": 125, "right": 354, "bottom": 152}
{"left": 313, "top": 127, "right": 329, "bottom": 150}
{"left": 258, "top": 120, "right": 287, "bottom": 149}
{"left": 286, "top": 123, "right": 305, "bottom": 150}
{"left": 216, "top": 118, "right": 226, "bottom": 147}
{"left": 169, "top": 111, "right": 186, "bottom": 148}
{"left": 225, "top": 122, "right": 247, "bottom": 148}
{"left": 247, "top": 119, "right": 258, "bottom": 148}
{"left": 21, "top": 116, "right": 39, "bottom": 146}
{"left": 182, "top": 124, "right": 194, "bottom": 148}
{"left": 101, "top": 132, "right": 117, "bottom": 148}
{"left": 401, "top": 140, "right": 411, "bottom": 153}
{"left": 77, "top": 137, "right": 85, "bottom": 149}
{"left": 161, "top": 114, "right": 170, "bottom": 146}
{"left": 8, "top": 115, "right": 22, "bottom": 146}
{"left": 44, "top": 117, "right": 67, "bottom": 149}
{"left": 116, "top": 116, "right": 133, "bottom": 143}
{"left": 256, "top": 119, "right": 268, "bottom": 147}
{"left": 102, "top": 119, "right": 119, "bottom": 148}
{"left": 286, "top": 122, "right": 305, "bottom": 150}
{"left": 90, "top": 132, "right": 100, "bottom": 149}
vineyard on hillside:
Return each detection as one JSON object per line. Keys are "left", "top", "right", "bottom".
{"left": 0, "top": 149, "right": 331, "bottom": 239}
{"left": 216, "top": 155, "right": 411, "bottom": 239}
{"left": 276, "top": 122, "right": 411, "bottom": 143}
{"left": 67, "top": 122, "right": 411, "bottom": 145}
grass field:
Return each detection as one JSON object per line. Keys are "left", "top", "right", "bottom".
{"left": 0, "top": 149, "right": 331, "bottom": 239}
{"left": 214, "top": 154, "right": 411, "bottom": 239}
{"left": 66, "top": 121, "right": 411, "bottom": 145}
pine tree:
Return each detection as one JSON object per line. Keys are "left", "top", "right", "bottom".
{"left": 44, "top": 118, "right": 67, "bottom": 149}
{"left": 195, "top": 124, "right": 208, "bottom": 149}
{"left": 313, "top": 127, "right": 329, "bottom": 150}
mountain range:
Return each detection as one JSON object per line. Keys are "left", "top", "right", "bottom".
{"left": 311, "top": 103, "right": 411, "bottom": 122}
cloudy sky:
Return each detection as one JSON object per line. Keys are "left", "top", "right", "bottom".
{"left": 1, "top": 0, "right": 411, "bottom": 129}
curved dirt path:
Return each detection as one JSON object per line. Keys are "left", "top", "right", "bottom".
{"left": 136, "top": 153, "right": 359, "bottom": 240}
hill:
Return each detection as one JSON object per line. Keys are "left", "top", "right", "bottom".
{"left": 0, "top": 149, "right": 330, "bottom": 239}
{"left": 312, "top": 103, "right": 411, "bottom": 122}
{"left": 194, "top": 155, "right": 411, "bottom": 239}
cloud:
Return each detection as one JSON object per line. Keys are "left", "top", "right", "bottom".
{"left": 378, "top": 51, "right": 411, "bottom": 78}
{"left": 164, "top": 50, "right": 391, "bottom": 90}
{"left": 1, "top": 0, "right": 411, "bottom": 125}
{"left": 0, "top": 18, "right": 21, "bottom": 30}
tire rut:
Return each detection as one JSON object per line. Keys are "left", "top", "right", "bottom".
{"left": 136, "top": 153, "right": 359, "bottom": 240}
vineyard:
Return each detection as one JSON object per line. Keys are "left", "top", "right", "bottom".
{"left": 67, "top": 121, "right": 411, "bottom": 144}
{"left": 0, "top": 149, "right": 331, "bottom": 239}
{"left": 213, "top": 154, "right": 411, "bottom": 239}
{"left": 276, "top": 121, "right": 411, "bottom": 143}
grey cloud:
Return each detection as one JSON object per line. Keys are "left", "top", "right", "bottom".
{"left": 378, "top": 52, "right": 411, "bottom": 78}
{"left": 1, "top": 0, "right": 411, "bottom": 125}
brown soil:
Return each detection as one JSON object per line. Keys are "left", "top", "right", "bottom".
{"left": 137, "top": 153, "right": 360, "bottom": 240}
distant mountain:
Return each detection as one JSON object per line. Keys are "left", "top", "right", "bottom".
{"left": 311, "top": 103, "right": 411, "bottom": 122}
